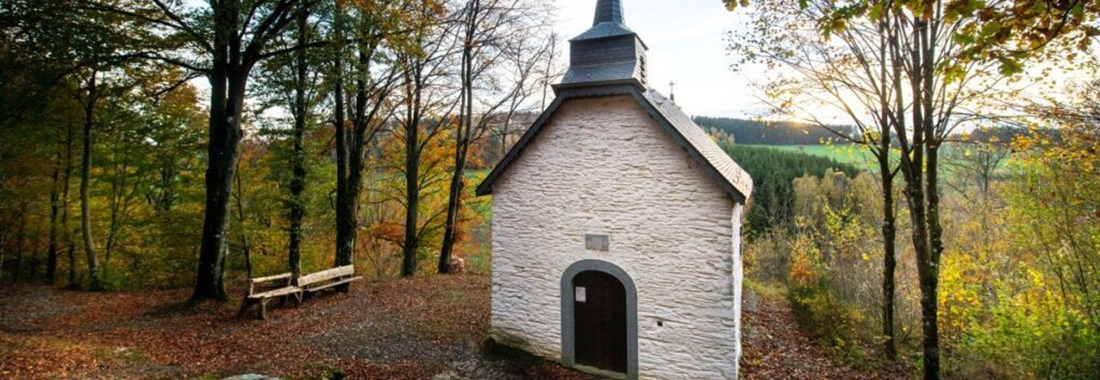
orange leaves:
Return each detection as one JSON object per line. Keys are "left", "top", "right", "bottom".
{"left": 370, "top": 222, "right": 406, "bottom": 244}
{"left": 788, "top": 249, "right": 818, "bottom": 288}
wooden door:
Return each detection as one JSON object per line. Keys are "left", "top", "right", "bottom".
{"left": 573, "top": 270, "right": 627, "bottom": 374}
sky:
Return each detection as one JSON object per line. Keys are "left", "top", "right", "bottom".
{"left": 549, "top": 0, "right": 1096, "bottom": 124}
{"left": 552, "top": 0, "right": 761, "bottom": 118}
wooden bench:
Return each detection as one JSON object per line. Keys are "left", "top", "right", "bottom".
{"left": 297, "top": 265, "right": 362, "bottom": 295}
{"left": 236, "top": 272, "right": 302, "bottom": 320}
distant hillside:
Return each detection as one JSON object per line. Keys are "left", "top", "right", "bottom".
{"left": 694, "top": 116, "right": 855, "bottom": 145}
{"left": 720, "top": 143, "right": 860, "bottom": 234}
{"left": 959, "top": 125, "right": 1056, "bottom": 144}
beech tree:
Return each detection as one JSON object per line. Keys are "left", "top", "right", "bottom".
{"left": 83, "top": 0, "right": 324, "bottom": 301}
{"left": 728, "top": 0, "right": 905, "bottom": 358}
{"left": 396, "top": 0, "right": 457, "bottom": 277}
{"left": 723, "top": 0, "right": 1091, "bottom": 376}
{"left": 438, "top": 0, "right": 554, "bottom": 273}
{"left": 256, "top": 4, "right": 320, "bottom": 279}
{"left": 331, "top": 0, "right": 406, "bottom": 269}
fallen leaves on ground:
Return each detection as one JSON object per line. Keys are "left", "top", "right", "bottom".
{"left": 739, "top": 286, "right": 910, "bottom": 379}
{"left": 0, "top": 275, "right": 497, "bottom": 379}
{"left": 2, "top": 275, "right": 910, "bottom": 379}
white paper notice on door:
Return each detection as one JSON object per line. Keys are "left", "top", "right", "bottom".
{"left": 575, "top": 287, "right": 587, "bottom": 302}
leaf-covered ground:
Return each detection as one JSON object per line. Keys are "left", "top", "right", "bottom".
{"left": 1, "top": 274, "right": 908, "bottom": 379}
{"left": 740, "top": 285, "right": 911, "bottom": 379}
{"left": 0, "top": 275, "right": 508, "bottom": 379}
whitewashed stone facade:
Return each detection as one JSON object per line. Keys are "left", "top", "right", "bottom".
{"left": 476, "top": 1, "right": 751, "bottom": 378}
{"left": 486, "top": 96, "right": 745, "bottom": 379}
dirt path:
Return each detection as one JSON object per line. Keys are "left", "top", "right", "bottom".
{"left": 740, "top": 286, "right": 910, "bottom": 379}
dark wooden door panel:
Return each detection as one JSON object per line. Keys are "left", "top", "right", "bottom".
{"left": 573, "top": 270, "right": 627, "bottom": 374}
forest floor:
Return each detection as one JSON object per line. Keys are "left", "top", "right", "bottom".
{"left": 740, "top": 284, "right": 911, "bottom": 379}
{"left": 1, "top": 274, "right": 909, "bottom": 379}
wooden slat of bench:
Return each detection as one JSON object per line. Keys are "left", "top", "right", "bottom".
{"left": 303, "top": 276, "right": 362, "bottom": 293}
{"left": 251, "top": 272, "right": 291, "bottom": 283}
{"left": 297, "top": 265, "right": 355, "bottom": 287}
{"left": 249, "top": 286, "right": 301, "bottom": 299}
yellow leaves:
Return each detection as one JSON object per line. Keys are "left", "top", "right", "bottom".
{"left": 788, "top": 249, "right": 818, "bottom": 287}
{"left": 1027, "top": 267, "right": 1045, "bottom": 288}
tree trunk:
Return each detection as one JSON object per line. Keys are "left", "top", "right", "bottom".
{"left": 104, "top": 162, "right": 132, "bottom": 283}
{"left": 14, "top": 215, "right": 25, "bottom": 281}
{"left": 880, "top": 147, "right": 898, "bottom": 361}
{"left": 338, "top": 46, "right": 371, "bottom": 270}
{"left": 80, "top": 73, "right": 105, "bottom": 292}
{"left": 332, "top": 11, "right": 357, "bottom": 268}
{"left": 888, "top": 12, "right": 941, "bottom": 378}
{"left": 234, "top": 163, "right": 252, "bottom": 279}
{"left": 920, "top": 117, "right": 943, "bottom": 380}
{"left": 192, "top": 38, "right": 248, "bottom": 302}
{"left": 876, "top": 21, "right": 897, "bottom": 359}
{"left": 917, "top": 14, "right": 941, "bottom": 379}
{"left": 62, "top": 122, "right": 77, "bottom": 288}
{"left": 287, "top": 5, "right": 309, "bottom": 280}
{"left": 402, "top": 135, "right": 419, "bottom": 277}
{"left": 440, "top": 3, "right": 477, "bottom": 274}
{"left": 192, "top": 87, "right": 245, "bottom": 301}
{"left": 402, "top": 77, "right": 422, "bottom": 278}
{"left": 47, "top": 138, "right": 62, "bottom": 284}
{"left": 439, "top": 153, "right": 465, "bottom": 274}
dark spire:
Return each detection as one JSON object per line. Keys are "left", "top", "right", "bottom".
{"left": 593, "top": 0, "right": 625, "bottom": 25}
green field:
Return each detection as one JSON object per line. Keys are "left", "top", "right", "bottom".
{"left": 744, "top": 143, "right": 1014, "bottom": 178}
{"left": 743, "top": 144, "right": 878, "bottom": 167}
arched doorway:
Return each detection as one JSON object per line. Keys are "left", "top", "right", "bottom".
{"left": 574, "top": 270, "right": 626, "bottom": 372}
{"left": 561, "top": 260, "right": 638, "bottom": 379}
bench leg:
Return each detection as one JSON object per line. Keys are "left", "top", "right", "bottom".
{"left": 294, "top": 292, "right": 303, "bottom": 307}
{"left": 259, "top": 299, "right": 268, "bottom": 320}
{"left": 237, "top": 299, "right": 254, "bottom": 319}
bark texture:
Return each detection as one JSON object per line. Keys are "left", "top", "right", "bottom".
{"left": 80, "top": 73, "right": 104, "bottom": 292}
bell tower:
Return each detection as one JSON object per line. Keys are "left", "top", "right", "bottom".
{"left": 555, "top": 0, "right": 649, "bottom": 92}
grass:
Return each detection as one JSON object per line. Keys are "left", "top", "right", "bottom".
{"left": 742, "top": 144, "right": 878, "bottom": 168}
{"left": 743, "top": 143, "right": 1014, "bottom": 179}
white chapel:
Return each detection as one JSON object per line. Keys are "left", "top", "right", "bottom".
{"left": 475, "top": 0, "right": 754, "bottom": 378}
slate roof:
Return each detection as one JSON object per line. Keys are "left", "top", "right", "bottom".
{"left": 475, "top": 85, "right": 753, "bottom": 203}
{"left": 572, "top": 0, "right": 634, "bottom": 42}
{"left": 559, "top": 61, "right": 641, "bottom": 86}
{"left": 592, "top": 0, "right": 625, "bottom": 25}
{"left": 571, "top": 22, "right": 637, "bottom": 42}
{"left": 641, "top": 89, "right": 753, "bottom": 200}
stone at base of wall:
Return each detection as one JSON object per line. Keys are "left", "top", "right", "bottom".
{"left": 487, "top": 329, "right": 537, "bottom": 355}
{"left": 488, "top": 330, "right": 633, "bottom": 380}
{"left": 573, "top": 364, "right": 628, "bottom": 380}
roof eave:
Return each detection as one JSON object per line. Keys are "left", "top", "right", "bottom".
{"left": 552, "top": 77, "right": 645, "bottom": 95}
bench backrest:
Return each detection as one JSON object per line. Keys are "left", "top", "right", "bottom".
{"left": 297, "top": 265, "right": 355, "bottom": 287}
